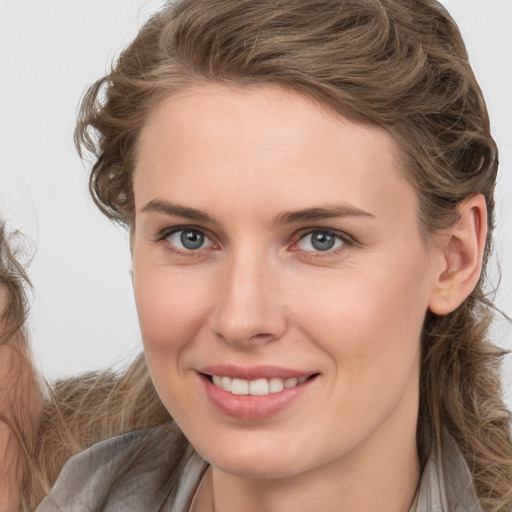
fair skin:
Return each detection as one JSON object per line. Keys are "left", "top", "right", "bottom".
{"left": 0, "top": 302, "right": 41, "bottom": 512}
{"left": 131, "top": 84, "right": 486, "bottom": 512}
{"left": 0, "top": 340, "right": 27, "bottom": 512}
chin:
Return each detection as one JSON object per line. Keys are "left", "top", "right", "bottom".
{"left": 194, "top": 435, "right": 312, "bottom": 479}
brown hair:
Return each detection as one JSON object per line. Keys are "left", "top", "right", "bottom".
{"left": 0, "top": 224, "right": 40, "bottom": 511}
{"left": 74, "top": 0, "right": 511, "bottom": 510}
{"left": 0, "top": 224, "right": 31, "bottom": 347}
{"left": 24, "top": 353, "right": 171, "bottom": 511}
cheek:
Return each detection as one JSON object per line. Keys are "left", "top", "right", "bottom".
{"left": 133, "top": 265, "right": 213, "bottom": 356}
{"left": 132, "top": 265, "right": 215, "bottom": 421}
{"left": 290, "top": 253, "right": 431, "bottom": 391}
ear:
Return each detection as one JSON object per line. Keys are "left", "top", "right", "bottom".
{"left": 428, "top": 194, "right": 487, "bottom": 315}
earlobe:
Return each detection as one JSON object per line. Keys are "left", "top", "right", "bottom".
{"left": 428, "top": 194, "right": 487, "bottom": 315}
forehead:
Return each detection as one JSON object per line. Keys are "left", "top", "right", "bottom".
{"left": 133, "top": 84, "right": 418, "bottom": 227}
{"left": 136, "top": 83, "right": 399, "bottom": 157}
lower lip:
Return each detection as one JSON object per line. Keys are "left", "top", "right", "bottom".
{"left": 200, "top": 374, "right": 316, "bottom": 420}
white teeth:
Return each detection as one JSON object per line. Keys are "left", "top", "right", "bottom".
{"left": 231, "top": 378, "right": 249, "bottom": 395}
{"left": 284, "top": 377, "right": 298, "bottom": 389}
{"left": 211, "top": 375, "right": 309, "bottom": 395}
{"left": 221, "top": 376, "right": 232, "bottom": 390}
{"left": 269, "top": 377, "right": 284, "bottom": 393}
{"left": 249, "top": 378, "right": 270, "bottom": 395}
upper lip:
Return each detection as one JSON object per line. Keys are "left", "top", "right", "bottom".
{"left": 199, "top": 364, "right": 316, "bottom": 381}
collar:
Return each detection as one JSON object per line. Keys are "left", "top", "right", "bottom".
{"left": 411, "top": 430, "right": 482, "bottom": 512}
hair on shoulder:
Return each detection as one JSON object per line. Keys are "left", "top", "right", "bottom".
{"left": 24, "top": 353, "right": 172, "bottom": 510}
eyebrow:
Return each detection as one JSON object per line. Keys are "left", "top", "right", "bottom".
{"left": 140, "top": 199, "right": 218, "bottom": 224}
{"left": 140, "top": 199, "right": 376, "bottom": 225}
{"left": 273, "top": 205, "right": 376, "bottom": 225}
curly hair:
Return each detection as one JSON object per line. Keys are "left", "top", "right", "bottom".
{"left": 74, "top": 1, "right": 511, "bottom": 510}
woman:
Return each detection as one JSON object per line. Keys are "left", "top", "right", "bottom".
{"left": 0, "top": 224, "right": 40, "bottom": 512}
{"left": 34, "top": 0, "right": 512, "bottom": 510}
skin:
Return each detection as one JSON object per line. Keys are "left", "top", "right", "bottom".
{"left": 131, "top": 84, "right": 480, "bottom": 512}
{"left": 0, "top": 290, "right": 41, "bottom": 512}
{"left": 0, "top": 341, "right": 24, "bottom": 512}
{"left": 0, "top": 284, "right": 21, "bottom": 512}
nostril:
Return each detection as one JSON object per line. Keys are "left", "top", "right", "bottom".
{"left": 250, "top": 332, "right": 278, "bottom": 342}
{"left": 213, "top": 330, "right": 279, "bottom": 346}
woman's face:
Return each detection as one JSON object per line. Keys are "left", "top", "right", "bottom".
{"left": 131, "top": 84, "right": 445, "bottom": 479}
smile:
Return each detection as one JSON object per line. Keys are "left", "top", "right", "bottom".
{"left": 198, "top": 365, "right": 319, "bottom": 420}
{"left": 211, "top": 375, "right": 309, "bottom": 395}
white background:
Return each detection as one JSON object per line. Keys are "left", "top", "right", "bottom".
{"left": 0, "top": 1, "right": 511, "bottom": 407}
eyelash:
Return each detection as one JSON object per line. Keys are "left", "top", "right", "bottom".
{"left": 157, "top": 225, "right": 217, "bottom": 257}
{"left": 290, "top": 229, "right": 353, "bottom": 258}
{"left": 156, "top": 226, "right": 354, "bottom": 257}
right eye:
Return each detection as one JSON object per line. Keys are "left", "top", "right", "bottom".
{"left": 296, "top": 230, "right": 345, "bottom": 253}
{"left": 165, "top": 228, "right": 215, "bottom": 251}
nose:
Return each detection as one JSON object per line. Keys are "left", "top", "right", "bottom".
{"left": 210, "top": 251, "right": 287, "bottom": 347}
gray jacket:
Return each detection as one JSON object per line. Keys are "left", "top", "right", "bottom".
{"left": 35, "top": 423, "right": 482, "bottom": 512}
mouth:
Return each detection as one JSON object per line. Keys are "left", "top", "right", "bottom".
{"left": 205, "top": 374, "right": 314, "bottom": 396}
{"left": 197, "top": 366, "right": 320, "bottom": 420}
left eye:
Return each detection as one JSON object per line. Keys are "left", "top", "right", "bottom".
{"left": 297, "top": 230, "right": 344, "bottom": 252}
{"left": 165, "top": 229, "right": 214, "bottom": 251}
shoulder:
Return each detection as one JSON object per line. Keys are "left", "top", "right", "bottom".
{"left": 35, "top": 424, "right": 207, "bottom": 512}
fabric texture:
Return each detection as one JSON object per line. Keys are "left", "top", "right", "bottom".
{"left": 35, "top": 424, "right": 483, "bottom": 512}
{"left": 35, "top": 424, "right": 207, "bottom": 512}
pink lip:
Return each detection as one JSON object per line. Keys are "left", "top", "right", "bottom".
{"left": 197, "top": 366, "right": 318, "bottom": 420}
{"left": 199, "top": 364, "right": 313, "bottom": 380}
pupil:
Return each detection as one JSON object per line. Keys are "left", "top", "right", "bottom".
{"left": 181, "top": 230, "right": 204, "bottom": 250}
{"left": 311, "top": 232, "right": 335, "bottom": 251}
